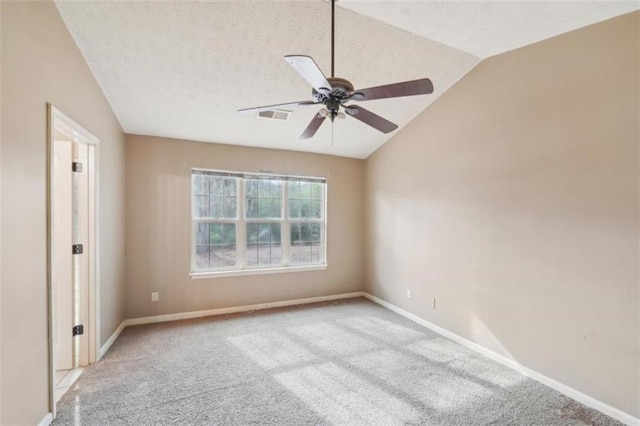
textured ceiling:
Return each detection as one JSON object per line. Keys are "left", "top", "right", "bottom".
{"left": 55, "top": 1, "right": 638, "bottom": 159}
{"left": 339, "top": 1, "right": 640, "bottom": 58}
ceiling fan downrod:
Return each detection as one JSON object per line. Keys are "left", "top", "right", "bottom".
{"left": 331, "top": 0, "right": 335, "bottom": 78}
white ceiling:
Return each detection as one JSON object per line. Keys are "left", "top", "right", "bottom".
{"left": 55, "top": 0, "right": 638, "bottom": 159}
{"left": 339, "top": 1, "right": 640, "bottom": 58}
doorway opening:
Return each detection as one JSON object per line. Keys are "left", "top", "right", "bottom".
{"left": 47, "top": 105, "right": 99, "bottom": 415}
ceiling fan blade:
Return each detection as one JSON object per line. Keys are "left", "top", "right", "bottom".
{"left": 344, "top": 105, "right": 398, "bottom": 134}
{"left": 350, "top": 78, "right": 434, "bottom": 102}
{"left": 300, "top": 112, "right": 327, "bottom": 139}
{"left": 238, "top": 100, "right": 318, "bottom": 114}
{"left": 285, "top": 55, "right": 332, "bottom": 94}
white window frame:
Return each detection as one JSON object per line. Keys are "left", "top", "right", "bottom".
{"left": 190, "top": 169, "right": 327, "bottom": 279}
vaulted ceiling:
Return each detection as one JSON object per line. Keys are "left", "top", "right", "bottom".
{"left": 55, "top": 1, "right": 638, "bottom": 159}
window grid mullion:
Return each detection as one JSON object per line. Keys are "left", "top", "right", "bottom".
{"left": 283, "top": 182, "right": 290, "bottom": 266}
{"left": 237, "top": 179, "right": 246, "bottom": 269}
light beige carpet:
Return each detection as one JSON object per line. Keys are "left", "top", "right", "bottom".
{"left": 53, "top": 298, "right": 621, "bottom": 425}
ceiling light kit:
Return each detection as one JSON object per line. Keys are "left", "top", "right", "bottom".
{"left": 238, "top": 0, "right": 434, "bottom": 140}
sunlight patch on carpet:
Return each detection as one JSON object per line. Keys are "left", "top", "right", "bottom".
{"left": 274, "top": 362, "right": 421, "bottom": 425}
{"left": 228, "top": 331, "right": 317, "bottom": 370}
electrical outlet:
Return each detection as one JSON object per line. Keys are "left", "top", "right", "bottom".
{"left": 406, "top": 289, "right": 412, "bottom": 299}
{"left": 429, "top": 297, "right": 436, "bottom": 309}
{"left": 151, "top": 292, "right": 159, "bottom": 302}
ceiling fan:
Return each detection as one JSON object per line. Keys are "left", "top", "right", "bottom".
{"left": 238, "top": 0, "right": 434, "bottom": 140}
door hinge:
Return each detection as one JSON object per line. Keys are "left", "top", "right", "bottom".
{"left": 72, "top": 325, "right": 84, "bottom": 336}
{"left": 72, "top": 244, "right": 83, "bottom": 254}
{"left": 72, "top": 161, "right": 83, "bottom": 173}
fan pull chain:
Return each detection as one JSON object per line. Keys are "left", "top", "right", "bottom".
{"left": 331, "top": 122, "right": 334, "bottom": 147}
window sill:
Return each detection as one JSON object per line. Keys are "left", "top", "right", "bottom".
{"left": 190, "top": 264, "right": 328, "bottom": 280}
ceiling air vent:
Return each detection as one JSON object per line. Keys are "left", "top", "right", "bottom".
{"left": 257, "top": 110, "right": 291, "bottom": 121}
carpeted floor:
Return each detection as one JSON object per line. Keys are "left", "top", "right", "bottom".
{"left": 53, "top": 297, "right": 621, "bottom": 425}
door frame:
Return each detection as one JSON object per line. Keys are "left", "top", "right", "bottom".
{"left": 46, "top": 104, "right": 100, "bottom": 416}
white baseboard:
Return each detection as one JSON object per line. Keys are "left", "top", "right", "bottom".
{"left": 123, "top": 292, "right": 364, "bottom": 327}
{"left": 99, "top": 320, "right": 126, "bottom": 359}
{"left": 37, "top": 412, "right": 53, "bottom": 426}
{"left": 362, "top": 292, "right": 639, "bottom": 426}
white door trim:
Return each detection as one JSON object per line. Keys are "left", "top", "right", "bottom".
{"left": 47, "top": 104, "right": 100, "bottom": 417}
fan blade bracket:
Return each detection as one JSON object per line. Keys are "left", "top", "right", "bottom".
{"left": 343, "top": 105, "right": 358, "bottom": 115}
{"left": 348, "top": 92, "right": 365, "bottom": 102}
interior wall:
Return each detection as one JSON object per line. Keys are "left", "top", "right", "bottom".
{"left": 0, "top": 1, "right": 126, "bottom": 424}
{"left": 125, "top": 135, "right": 365, "bottom": 319}
{"left": 365, "top": 12, "right": 639, "bottom": 418}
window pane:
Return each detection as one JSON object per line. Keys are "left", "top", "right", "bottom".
{"left": 288, "top": 181, "right": 300, "bottom": 199}
{"left": 210, "top": 196, "right": 223, "bottom": 218}
{"left": 246, "top": 180, "right": 283, "bottom": 219}
{"left": 194, "top": 195, "right": 209, "bottom": 218}
{"left": 246, "top": 180, "right": 257, "bottom": 197}
{"left": 310, "top": 242, "right": 320, "bottom": 263}
{"left": 270, "top": 243, "right": 282, "bottom": 264}
{"left": 300, "top": 199, "right": 311, "bottom": 219}
{"left": 195, "top": 245, "right": 210, "bottom": 269}
{"left": 194, "top": 221, "right": 238, "bottom": 271}
{"left": 246, "top": 197, "right": 257, "bottom": 218}
{"left": 271, "top": 223, "right": 282, "bottom": 244}
{"left": 271, "top": 181, "right": 283, "bottom": 197}
{"left": 311, "top": 200, "right": 322, "bottom": 219}
{"left": 304, "top": 223, "right": 321, "bottom": 242}
{"left": 247, "top": 243, "right": 258, "bottom": 267}
{"left": 270, "top": 198, "right": 282, "bottom": 218}
{"left": 257, "top": 198, "right": 270, "bottom": 218}
{"left": 223, "top": 179, "right": 237, "bottom": 196}
{"left": 224, "top": 197, "right": 237, "bottom": 218}
{"left": 223, "top": 244, "right": 236, "bottom": 267}
{"left": 193, "top": 175, "right": 209, "bottom": 195}
{"left": 289, "top": 199, "right": 300, "bottom": 218}
{"left": 246, "top": 222, "right": 282, "bottom": 267}
{"left": 258, "top": 180, "right": 270, "bottom": 197}
{"left": 290, "top": 242, "right": 312, "bottom": 265}
{"left": 310, "top": 183, "right": 322, "bottom": 200}
{"left": 209, "top": 177, "right": 223, "bottom": 195}
{"left": 290, "top": 223, "right": 321, "bottom": 265}
{"left": 300, "top": 222, "right": 312, "bottom": 241}
{"left": 291, "top": 223, "right": 300, "bottom": 243}
{"left": 210, "top": 222, "right": 223, "bottom": 244}
{"left": 259, "top": 245, "right": 271, "bottom": 265}
{"left": 222, "top": 223, "right": 236, "bottom": 244}
{"left": 247, "top": 223, "right": 258, "bottom": 244}
{"left": 258, "top": 223, "right": 271, "bottom": 243}
{"left": 210, "top": 245, "right": 223, "bottom": 268}
{"left": 196, "top": 223, "right": 209, "bottom": 245}
{"left": 300, "top": 182, "right": 311, "bottom": 198}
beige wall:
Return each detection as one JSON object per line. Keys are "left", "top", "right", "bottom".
{"left": 0, "top": 1, "right": 126, "bottom": 424}
{"left": 125, "top": 135, "right": 365, "bottom": 319}
{"left": 365, "top": 12, "right": 639, "bottom": 418}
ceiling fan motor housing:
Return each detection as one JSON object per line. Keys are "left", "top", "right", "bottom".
{"left": 312, "top": 77, "right": 355, "bottom": 119}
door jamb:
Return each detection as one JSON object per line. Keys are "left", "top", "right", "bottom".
{"left": 47, "top": 104, "right": 100, "bottom": 417}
